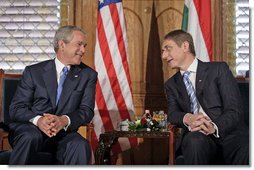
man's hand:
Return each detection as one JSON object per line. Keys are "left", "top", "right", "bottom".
{"left": 183, "top": 113, "right": 205, "bottom": 127}
{"left": 43, "top": 113, "right": 69, "bottom": 136}
{"left": 37, "top": 114, "right": 55, "bottom": 137}
{"left": 191, "top": 117, "right": 216, "bottom": 135}
{"left": 183, "top": 113, "right": 215, "bottom": 135}
{"left": 37, "top": 113, "right": 69, "bottom": 137}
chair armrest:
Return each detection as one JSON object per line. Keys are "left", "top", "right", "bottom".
{"left": 167, "top": 124, "right": 182, "bottom": 165}
{"left": 78, "top": 123, "right": 94, "bottom": 143}
{"left": 0, "top": 129, "right": 11, "bottom": 150}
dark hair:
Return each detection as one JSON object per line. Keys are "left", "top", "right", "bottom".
{"left": 164, "top": 30, "right": 196, "bottom": 56}
{"left": 53, "top": 25, "right": 86, "bottom": 53}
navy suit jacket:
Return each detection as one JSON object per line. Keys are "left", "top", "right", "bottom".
{"left": 9, "top": 59, "right": 98, "bottom": 132}
{"left": 165, "top": 60, "right": 246, "bottom": 139}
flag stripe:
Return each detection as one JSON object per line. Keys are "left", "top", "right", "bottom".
{"left": 98, "top": 9, "right": 131, "bottom": 121}
{"left": 109, "top": 4, "right": 135, "bottom": 113}
{"left": 193, "top": 0, "right": 212, "bottom": 60}
{"left": 187, "top": 0, "right": 209, "bottom": 61}
{"left": 95, "top": 29, "right": 121, "bottom": 129}
{"left": 95, "top": 81, "right": 114, "bottom": 130}
{"left": 109, "top": 4, "right": 132, "bottom": 90}
{"left": 181, "top": 4, "right": 189, "bottom": 31}
{"left": 182, "top": 0, "right": 212, "bottom": 61}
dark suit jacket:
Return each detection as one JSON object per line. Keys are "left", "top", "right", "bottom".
{"left": 9, "top": 59, "right": 98, "bottom": 132}
{"left": 165, "top": 60, "right": 247, "bottom": 144}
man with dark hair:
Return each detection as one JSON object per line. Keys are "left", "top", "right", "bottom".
{"left": 8, "top": 25, "right": 97, "bottom": 165}
{"left": 162, "top": 29, "right": 249, "bottom": 165}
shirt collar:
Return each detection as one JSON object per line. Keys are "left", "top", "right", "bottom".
{"left": 180, "top": 58, "right": 198, "bottom": 75}
{"left": 55, "top": 57, "right": 70, "bottom": 74}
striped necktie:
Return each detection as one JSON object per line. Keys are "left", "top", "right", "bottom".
{"left": 183, "top": 71, "right": 199, "bottom": 114}
{"left": 56, "top": 66, "right": 68, "bottom": 104}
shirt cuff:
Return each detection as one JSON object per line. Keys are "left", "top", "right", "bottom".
{"left": 183, "top": 114, "right": 192, "bottom": 131}
{"left": 211, "top": 121, "right": 220, "bottom": 138}
{"left": 63, "top": 115, "right": 71, "bottom": 131}
{"left": 29, "top": 115, "right": 42, "bottom": 126}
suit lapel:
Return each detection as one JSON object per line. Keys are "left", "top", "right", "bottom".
{"left": 42, "top": 60, "right": 57, "bottom": 108}
{"left": 57, "top": 65, "right": 81, "bottom": 112}
{"left": 175, "top": 72, "right": 190, "bottom": 111}
{"left": 196, "top": 60, "right": 208, "bottom": 98}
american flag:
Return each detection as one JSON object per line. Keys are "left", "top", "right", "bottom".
{"left": 91, "top": 0, "right": 137, "bottom": 164}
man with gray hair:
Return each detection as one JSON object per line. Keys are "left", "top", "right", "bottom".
{"left": 8, "top": 25, "right": 97, "bottom": 165}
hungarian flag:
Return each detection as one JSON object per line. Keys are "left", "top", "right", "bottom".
{"left": 182, "top": 0, "right": 212, "bottom": 61}
{"left": 91, "top": 0, "right": 137, "bottom": 164}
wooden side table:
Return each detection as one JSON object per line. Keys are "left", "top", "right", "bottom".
{"left": 95, "top": 129, "right": 176, "bottom": 165}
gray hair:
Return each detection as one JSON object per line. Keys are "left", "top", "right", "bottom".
{"left": 53, "top": 25, "right": 86, "bottom": 53}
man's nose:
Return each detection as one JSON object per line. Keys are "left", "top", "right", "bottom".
{"left": 80, "top": 45, "right": 86, "bottom": 54}
{"left": 162, "top": 51, "right": 167, "bottom": 59}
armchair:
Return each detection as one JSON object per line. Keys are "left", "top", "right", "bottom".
{"left": 0, "top": 69, "right": 93, "bottom": 164}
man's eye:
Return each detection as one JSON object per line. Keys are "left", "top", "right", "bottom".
{"left": 77, "top": 43, "right": 87, "bottom": 48}
{"left": 165, "top": 46, "right": 171, "bottom": 51}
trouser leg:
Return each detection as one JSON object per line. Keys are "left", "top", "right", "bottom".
{"left": 55, "top": 132, "right": 91, "bottom": 165}
{"left": 181, "top": 131, "right": 217, "bottom": 165}
{"left": 8, "top": 123, "right": 43, "bottom": 165}
{"left": 220, "top": 131, "right": 249, "bottom": 165}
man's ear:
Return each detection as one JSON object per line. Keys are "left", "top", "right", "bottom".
{"left": 58, "top": 40, "right": 65, "bottom": 50}
{"left": 182, "top": 41, "right": 190, "bottom": 52}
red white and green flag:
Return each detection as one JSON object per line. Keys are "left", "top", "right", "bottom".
{"left": 182, "top": 0, "right": 212, "bottom": 61}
